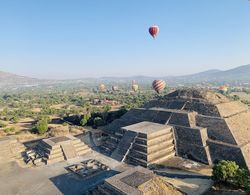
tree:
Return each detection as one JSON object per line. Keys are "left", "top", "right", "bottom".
{"left": 212, "top": 160, "right": 239, "bottom": 182}
{"left": 34, "top": 119, "right": 48, "bottom": 134}
{"left": 80, "top": 113, "right": 90, "bottom": 126}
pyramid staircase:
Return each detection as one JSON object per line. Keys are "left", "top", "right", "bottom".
{"left": 100, "top": 128, "right": 125, "bottom": 156}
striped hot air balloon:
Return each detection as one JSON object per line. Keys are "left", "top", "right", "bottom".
{"left": 149, "top": 25, "right": 160, "bottom": 39}
{"left": 152, "top": 80, "right": 166, "bottom": 93}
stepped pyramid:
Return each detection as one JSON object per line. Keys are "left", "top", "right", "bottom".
{"left": 38, "top": 134, "right": 91, "bottom": 165}
{"left": 101, "top": 89, "right": 250, "bottom": 169}
{"left": 0, "top": 136, "right": 25, "bottom": 163}
{"left": 102, "top": 121, "right": 175, "bottom": 167}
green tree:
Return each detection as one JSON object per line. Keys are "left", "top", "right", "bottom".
{"left": 34, "top": 119, "right": 48, "bottom": 134}
{"left": 80, "top": 113, "right": 90, "bottom": 126}
{"left": 212, "top": 160, "right": 239, "bottom": 182}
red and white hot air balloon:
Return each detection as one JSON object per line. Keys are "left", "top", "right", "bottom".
{"left": 152, "top": 80, "right": 166, "bottom": 93}
{"left": 149, "top": 25, "right": 160, "bottom": 39}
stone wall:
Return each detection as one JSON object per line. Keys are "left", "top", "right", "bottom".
{"left": 208, "top": 140, "right": 248, "bottom": 168}
{"left": 174, "top": 126, "right": 211, "bottom": 164}
{"left": 196, "top": 115, "right": 236, "bottom": 145}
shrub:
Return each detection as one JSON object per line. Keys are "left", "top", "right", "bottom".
{"left": 3, "top": 127, "right": 15, "bottom": 133}
{"left": 234, "top": 168, "right": 250, "bottom": 187}
{"left": 0, "top": 121, "right": 7, "bottom": 128}
{"left": 212, "top": 160, "right": 239, "bottom": 182}
{"left": 34, "top": 119, "right": 48, "bottom": 134}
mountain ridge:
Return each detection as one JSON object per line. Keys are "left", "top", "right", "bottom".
{"left": 1, "top": 64, "right": 250, "bottom": 87}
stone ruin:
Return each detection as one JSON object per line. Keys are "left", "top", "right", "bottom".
{"left": 28, "top": 134, "right": 91, "bottom": 165}
{"left": 0, "top": 136, "right": 25, "bottom": 163}
{"left": 67, "top": 159, "right": 110, "bottom": 179}
{"left": 85, "top": 166, "right": 183, "bottom": 195}
{"left": 101, "top": 89, "right": 250, "bottom": 169}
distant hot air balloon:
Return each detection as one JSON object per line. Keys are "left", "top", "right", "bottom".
{"left": 152, "top": 80, "right": 166, "bottom": 93}
{"left": 112, "top": 85, "right": 118, "bottom": 91}
{"left": 219, "top": 86, "right": 228, "bottom": 93}
{"left": 99, "top": 84, "right": 106, "bottom": 92}
{"left": 149, "top": 25, "right": 160, "bottom": 39}
{"left": 132, "top": 84, "right": 139, "bottom": 92}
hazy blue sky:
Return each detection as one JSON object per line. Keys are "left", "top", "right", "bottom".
{"left": 0, "top": 0, "right": 250, "bottom": 79}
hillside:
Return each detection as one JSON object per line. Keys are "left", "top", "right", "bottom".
{"left": 0, "top": 71, "right": 38, "bottom": 87}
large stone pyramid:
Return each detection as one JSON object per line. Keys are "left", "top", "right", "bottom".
{"left": 101, "top": 89, "right": 250, "bottom": 169}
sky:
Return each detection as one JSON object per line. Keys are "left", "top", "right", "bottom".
{"left": 0, "top": 0, "right": 250, "bottom": 79}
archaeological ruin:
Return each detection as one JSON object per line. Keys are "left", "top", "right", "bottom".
{"left": 101, "top": 89, "right": 250, "bottom": 169}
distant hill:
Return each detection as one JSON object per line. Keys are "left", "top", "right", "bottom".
{"left": 0, "top": 71, "right": 39, "bottom": 87}
{"left": 0, "top": 64, "right": 250, "bottom": 88}
{"left": 98, "top": 64, "right": 250, "bottom": 86}
{"left": 164, "top": 64, "right": 250, "bottom": 85}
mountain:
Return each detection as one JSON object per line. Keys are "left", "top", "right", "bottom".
{"left": 0, "top": 71, "right": 39, "bottom": 87}
{"left": 164, "top": 64, "right": 250, "bottom": 85}
{"left": 0, "top": 64, "right": 250, "bottom": 88}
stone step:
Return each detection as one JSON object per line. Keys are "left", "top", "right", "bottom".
{"left": 105, "top": 139, "right": 118, "bottom": 148}
{"left": 71, "top": 139, "right": 81, "bottom": 145}
{"left": 148, "top": 133, "right": 173, "bottom": 146}
{"left": 138, "top": 128, "right": 172, "bottom": 139}
{"left": 148, "top": 141, "right": 174, "bottom": 154}
{"left": 43, "top": 147, "right": 62, "bottom": 155}
{"left": 127, "top": 150, "right": 175, "bottom": 167}
{"left": 39, "top": 141, "right": 61, "bottom": 150}
{"left": 75, "top": 145, "right": 89, "bottom": 152}
{"left": 46, "top": 156, "right": 65, "bottom": 165}
{"left": 45, "top": 151, "right": 64, "bottom": 159}
{"left": 129, "top": 145, "right": 174, "bottom": 162}
{"left": 110, "top": 136, "right": 120, "bottom": 143}
{"left": 114, "top": 132, "right": 124, "bottom": 138}
{"left": 132, "top": 139, "right": 174, "bottom": 153}
{"left": 77, "top": 148, "right": 91, "bottom": 156}
{"left": 148, "top": 146, "right": 175, "bottom": 162}
{"left": 127, "top": 156, "right": 148, "bottom": 167}
{"left": 135, "top": 134, "right": 173, "bottom": 146}
{"left": 150, "top": 151, "right": 175, "bottom": 165}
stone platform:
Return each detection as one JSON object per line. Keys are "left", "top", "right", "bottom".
{"left": 37, "top": 134, "right": 91, "bottom": 165}
{"left": 0, "top": 136, "right": 25, "bottom": 163}
{"left": 85, "top": 166, "right": 183, "bottom": 195}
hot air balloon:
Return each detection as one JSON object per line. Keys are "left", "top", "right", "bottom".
{"left": 132, "top": 84, "right": 139, "bottom": 92}
{"left": 152, "top": 80, "right": 166, "bottom": 93}
{"left": 112, "top": 85, "right": 118, "bottom": 91}
{"left": 219, "top": 86, "right": 228, "bottom": 93}
{"left": 99, "top": 84, "right": 106, "bottom": 92}
{"left": 149, "top": 25, "right": 159, "bottom": 39}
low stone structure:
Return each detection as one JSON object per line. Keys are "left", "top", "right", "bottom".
{"left": 86, "top": 166, "right": 183, "bottom": 195}
{"left": 37, "top": 134, "right": 91, "bottom": 164}
{"left": 0, "top": 136, "right": 25, "bottom": 163}
{"left": 101, "top": 89, "right": 250, "bottom": 169}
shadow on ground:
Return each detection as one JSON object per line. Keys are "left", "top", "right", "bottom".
{"left": 50, "top": 170, "right": 119, "bottom": 195}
